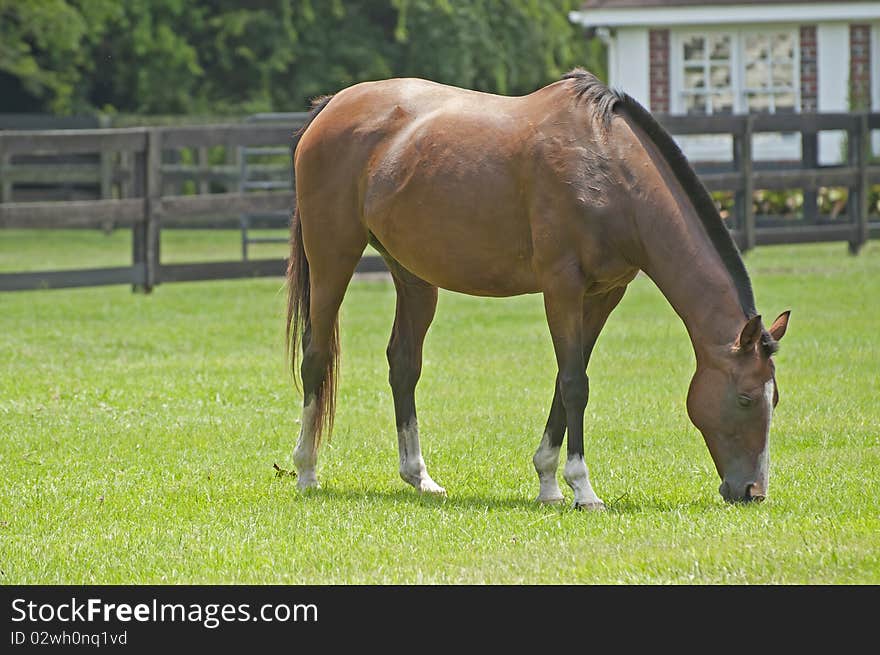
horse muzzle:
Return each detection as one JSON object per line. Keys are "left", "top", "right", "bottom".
{"left": 719, "top": 479, "right": 766, "bottom": 503}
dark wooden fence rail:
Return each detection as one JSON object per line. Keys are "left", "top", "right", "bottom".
{"left": 1, "top": 112, "right": 878, "bottom": 292}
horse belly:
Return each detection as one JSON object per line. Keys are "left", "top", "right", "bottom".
{"left": 364, "top": 128, "right": 538, "bottom": 296}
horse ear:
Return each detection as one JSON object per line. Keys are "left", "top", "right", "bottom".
{"left": 733, "top": 315, "right": 763, "bottom": 352}
{"left": 769, "top": 310, "right": 790, "bottom": 341}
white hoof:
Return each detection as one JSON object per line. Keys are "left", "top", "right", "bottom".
{"left": 536, "top": 492, "right": 565, "bottom": 504}
{"left": 418, "top": 478, "right": 447, "bottom": 496}
{"left": 400, "top": 470, "right": 446, "bottom": 496}
{"left": 296, "top": 471, "right": 319, "bottom": 491}
{"left": 401, "top": 466, "right": 446, "bottom": 496}
{"left": 573, "top": 500, "right": 606, "bottom": 511}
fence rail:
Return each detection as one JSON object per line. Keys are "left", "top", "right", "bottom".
{"left": 1, "top": 111, "right": 878, "bottom": 292}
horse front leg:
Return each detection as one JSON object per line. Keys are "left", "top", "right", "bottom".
{"left": 537, "top": 284, "right": 627, "bottom": 509}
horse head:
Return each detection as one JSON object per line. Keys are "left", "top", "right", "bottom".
{"left": 687, "top": 311, "right": 790, "bottom": 503}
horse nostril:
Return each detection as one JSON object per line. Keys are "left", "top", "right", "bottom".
{"left": 747, "top": 482, "right": 766, "bottom": 503}
{"left": 720, "top": 480, "right": 765, "bottom": 503}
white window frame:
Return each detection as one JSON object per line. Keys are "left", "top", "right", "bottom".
{"left": 674, "top": 31, "right": 738, "bottom": 115}
{"left": 671, "top": 26, "right": 801, "bottom": 115}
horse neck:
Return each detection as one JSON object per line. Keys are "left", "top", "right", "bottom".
{"left": 632, "top": 175, "right": 747, "bottom": 361}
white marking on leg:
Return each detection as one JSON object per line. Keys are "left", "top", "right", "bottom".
{"left": 563, "top": 455, "right": 605, "bottom": 510}
{"left": 398, "top": 418, "right": 445, "bottom": 495}
{"left": 533, "top": 431, "right": 564, "bottom": 503}
{"left": 293, "top": 398, "right": 319, "bottom": 490}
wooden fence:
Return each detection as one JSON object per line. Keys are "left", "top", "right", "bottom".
{"left": 658, "top": 112, "right": 880, "bottom": 253}
{"left": 1, "top": 112, "right": 878, "bottom": 292}
{"left": 0, "top": 119, "right": 388, "bottom": 292}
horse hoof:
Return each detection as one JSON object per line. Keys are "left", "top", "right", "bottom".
{"left": 296, "top": 474, "right": 319, "bottom": 492}
{"left": 573, "top": 500, "right": 606, "bottom": 511}
{"left": 419, "top": 480, "right": 447, "bottom": 496}
{"left": 536, "top": 494, "right": 565, "bottom": 504}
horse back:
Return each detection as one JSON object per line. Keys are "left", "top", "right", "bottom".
{"left": 295, "top": 77, "right": 635, "bottom": 296}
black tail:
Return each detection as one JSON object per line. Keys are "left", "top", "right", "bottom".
{"left": 286, "top": 94, "right": 336, "bottom": 445}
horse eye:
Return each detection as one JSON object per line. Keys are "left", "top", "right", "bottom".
{"left": 737, "top": 394, "right": 753, "bottom": 408}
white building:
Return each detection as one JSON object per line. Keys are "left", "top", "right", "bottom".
{"left": 569, "top": 1, "right": 880, "bottom": 162}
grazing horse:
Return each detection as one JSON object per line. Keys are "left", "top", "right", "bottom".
{"left": 285, "top": 69, "right": 790, "bottom": 508}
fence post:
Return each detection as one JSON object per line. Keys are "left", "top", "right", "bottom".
{"left": 0, "top": 142, "right": 9, "bottom": 203}
{"left": 132, "top": 139, "right": 147, "bottom": 292}
{"left": 98, "top": 115, "right": 115, "bottom": 234}
{"left": 802, "top": 124, "right": 818, "bottom": 225}
{"left": 131, "top": 129, "right": 161, "bottom": 292}
{"left": 198, "top": 146, "right": 210, "bottom": 195}
{"left": 847, "top": 114, "right": 868, "bottom": 254}
{"left": 734, "top": 115, "right": 755, "bottom": 252}
{"left": 145, "top": 129, "right": 162, "bottom": 289}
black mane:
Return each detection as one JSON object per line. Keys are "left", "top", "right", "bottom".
{"left": 561, "top": 68, "right": 758, "bottom": 320}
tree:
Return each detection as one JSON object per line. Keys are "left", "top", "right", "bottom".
{"left": 0, "top": 0, "right": 605, "bottom": 116}
{"left": 0, "top": 0, "right": 118, "bottom": 113}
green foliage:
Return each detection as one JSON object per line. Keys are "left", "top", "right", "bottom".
{"left": 391, "top": 0, "right": 595, "bottom": 96}
{"left": 0, "top": 0, "right": 119, "bottom": 112}
{"left": 712, "top": 186, "right": 880, "bottom": 223}
{"left": 0, "top": 0, "right": 603, "bottom": 115}
{"left": 90, "top": 0, "right": 204, "bottom": 114}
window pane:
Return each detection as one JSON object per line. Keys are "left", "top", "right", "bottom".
{"left": 775, "top": 92, "right": 796, "bottom": 111}
{"left": 746, "top": 60, "right": 769, "bottom": 89}
{"left": 772, "top": 61, "right": 794, "bottom": 88}
{"left": 684, "top": 65, "right": 705, "bottom": 90}
{"left": 710, "top": 35, "right": 731, "bottom": 60}
{"left": 683, "top": 36, "right": 705, "bottom": 61}
{"left": 684, "top": 94, "right": 707, "bottom": 115}
{"left": 712, "top": 91, "right": 734, "bottom": 114}
{"left": 710, "top": 65, "right": 731, "bottom": 88}
{"left": 771, "top": 33, "right": 794, "bottom": 60}
{"left": 746, "top": 92, "right": 772, "bottom": 113}
{"left": 745, "top": 34, "right": 770, "bottom": 62}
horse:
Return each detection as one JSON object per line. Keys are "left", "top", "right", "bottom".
{"left": 285, "top": 68, "right": 790, "bottom": 508}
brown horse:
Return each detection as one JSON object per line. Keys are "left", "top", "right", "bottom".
{"left": 285, "top": 69, "right": 790, "bottom": 508}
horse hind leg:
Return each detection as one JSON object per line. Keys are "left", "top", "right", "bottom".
{"left": 533, "top": 383, "right": 566, "bottom": 504}
{"left": 289, "top": 208, "right": 368, "bottom": 491}
{"left": 383, "top": 258, "right": 445, "bottom": 495}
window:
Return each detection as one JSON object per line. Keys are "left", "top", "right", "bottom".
{"left": 673, "top": 29, "right": 799, "bottom": 115}
{"left": 742, "top": 32, "right": 797, "bottom": 113}
{"left": 681, "top": 34, "right": 734, "bottom": 115}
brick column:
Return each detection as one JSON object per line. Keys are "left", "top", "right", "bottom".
{"left": 799, "top": 26, "right": 817, "bottom": 112}
{"left": 850, "top": 24, "right": 871, "bottom": 110}
{"left": 649, "top": 29, "right": 670, "bottom": 113}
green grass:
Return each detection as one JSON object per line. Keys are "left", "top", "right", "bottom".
{"left": 1, "top": 240, "right": 878, "bottom": 583}
{"left": 0, "top": 229, "right": 290, "bottom": 272}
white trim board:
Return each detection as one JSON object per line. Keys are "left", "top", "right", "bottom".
{"left": 610, "top": 28, "right": 650, "bottom": 108}
{"left": 570, "top": 3, "right": 880, "bottom": 28}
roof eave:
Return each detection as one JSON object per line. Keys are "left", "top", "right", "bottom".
{"left": 569, "top": 2, "right": 880, "bottom": 28}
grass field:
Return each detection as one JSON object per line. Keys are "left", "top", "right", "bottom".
{"left": 1, "top": 235, "right": 878, "bottom": 584}
{"left": 0, "top": 228, "right": 291, "bottom": 272}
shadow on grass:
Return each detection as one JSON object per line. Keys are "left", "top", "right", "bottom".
{"left": 280, "top": 481, "right": 728, "bottom": 515}
{"left": 295, "top": 485, "right": 540, "bottom": 512}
